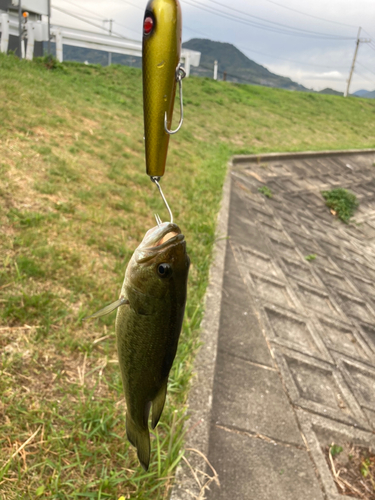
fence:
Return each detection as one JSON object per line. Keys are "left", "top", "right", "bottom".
{"left": 0, "top": 11, "right": 201, "bottom": 76}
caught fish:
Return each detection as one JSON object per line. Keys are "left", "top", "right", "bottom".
{"left": 90, "top": 222, "right": 190, "bottom": 470}
{"left": 142, "top": 0, "right": 183, "bottom": 178}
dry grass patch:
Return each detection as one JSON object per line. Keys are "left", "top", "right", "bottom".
{"left": 326, "top": 443, "right": 375, "bottom": 499}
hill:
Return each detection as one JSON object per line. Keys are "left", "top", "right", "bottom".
{"left": 318, "top": 88, "right": 344, "bottom": 96}
{"left": 353, "top": 89, "right": 375, "bottom": 99}
{"left": 182, "top": 38, "right": 308, "bottom": 91}
{"left": 1, "top": 53, "right": 375, "bottom": 499}
{"left": 361, "top": 90, "right": 375, "bottom": 99}
{"left": 46, "top": 38, "right": 308, "bottom": 92}
{"left": 353, "top": 89, "right": 371, "bottom": 97}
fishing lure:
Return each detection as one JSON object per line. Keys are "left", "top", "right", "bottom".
{"left": 142, "top": 0, "right": 185, "bottom": 179}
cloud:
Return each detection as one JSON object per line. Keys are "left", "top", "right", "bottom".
{"left": 304, "top": 70, "right": 344, "bottom": 80}
{"left": 48, "top": 0, "right": 375, "bottom": 92}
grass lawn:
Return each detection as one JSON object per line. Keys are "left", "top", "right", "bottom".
{"left": 1, "top": 53, "right": 375, "bottom": 500}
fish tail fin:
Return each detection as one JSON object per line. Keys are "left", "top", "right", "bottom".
{"left": 126, "top": 413, "right": 151, "bottom": 471}
{"left": 151, "top": 379, "right": 168, "bottom": 429}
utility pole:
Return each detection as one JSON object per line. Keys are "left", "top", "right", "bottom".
{"left": 345, "top": 27, "right": 371, "bottom": 97}
{"left": 213, "top": 60, "right": 218, "bottom": 80}
{"left": 104, "top": 19, "right": 113, "bottom": 66}
{"left": 18, "top": 0, "right": 22, "bottom": 58}
{"left": 47, "top": 0, "right": 51, "bottom": 55}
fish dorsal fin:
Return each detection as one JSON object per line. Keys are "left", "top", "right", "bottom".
{"left": 84, "top": 297, "right": 129, "bottom": 320}
{"left": 151, "top": 379, "right": 168, "bottom": 429}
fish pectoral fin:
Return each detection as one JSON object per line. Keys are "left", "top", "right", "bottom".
{"left": 126, "top": 413, "right": 150, "bottom": 472}
{"left": 151, "top": 380, "right": 168, "bottom": 429}
{"left": 84, "top": 297, "right": 129, "bottom": 320}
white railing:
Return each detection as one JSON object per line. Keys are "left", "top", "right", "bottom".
{"left": 0, "top": 12, "right": 201, "bottom": 76}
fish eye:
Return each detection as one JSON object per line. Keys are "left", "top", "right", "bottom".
{"left": 157, "top": 263, "right": 172, "bottom": 279}
{"left": 143, "top": 15, "right": 154, "bottom": 35}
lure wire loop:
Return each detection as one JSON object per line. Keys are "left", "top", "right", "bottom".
{"left": 164, "top": 64, "right": 186, "bottom": 135}
{"left": 151, "top": 177, "right": 173, "bottom": 225}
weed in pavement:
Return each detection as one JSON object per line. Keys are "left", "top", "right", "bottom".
{"left": 321, "top": 188, "right": 359, "bottom": 223}
{"left": 305, "top": 254, "right": 317, "bottom": 262}
{"left": 258, "top": 186, "right": 273, "bottom": 198}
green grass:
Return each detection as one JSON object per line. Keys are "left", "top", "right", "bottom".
{"left": 321, "top": 188, "right": 359, "bottom": 223}
{"left": 258, "top": 186, "right": 273, "bottom": 198}
{"left": 305, "top": 254, "right": 317, "bottom": 262}
{"left": 330, "top": 444, "right": 344, "bottom": 457}
{"left": 1, "top": 52, "right": 375, "bottom": 499}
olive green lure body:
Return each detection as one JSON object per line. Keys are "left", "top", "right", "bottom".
{"left": 142, "top": 0, "right": 182, "bottom": 178}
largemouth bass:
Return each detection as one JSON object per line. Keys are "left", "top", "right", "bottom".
{"left": 142, "top": 0, "right": 182, "bottom": 178}
{"left": 90, "top": 222, "right": 189, "bottom": 470}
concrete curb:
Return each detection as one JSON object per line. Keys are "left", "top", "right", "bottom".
{"left": 170, "top": 161, "right": 232, "bottom": 500}
{"left": 232, "top": 148, "right": 375, "bottom": 165}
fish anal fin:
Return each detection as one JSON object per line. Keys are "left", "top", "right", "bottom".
{"left": 126, "top": 413, "right": 150, "bottom": 471}
{"left": 151, "top": 380, "right": 168, "bottom": 429}
{"left": 84, "top": 297, "right": 129, "bottom": 320}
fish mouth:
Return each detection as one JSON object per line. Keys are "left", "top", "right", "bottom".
{"left": 136, "top": 222, "right": 185, "bottom": 263}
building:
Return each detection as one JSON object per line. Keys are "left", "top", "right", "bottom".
{"left": 0, "top": 0, "right": 48, "bottom": 56}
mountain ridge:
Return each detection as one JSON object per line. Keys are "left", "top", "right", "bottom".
{"left": 182, "top": 38, "right": 308, "bottom": 91}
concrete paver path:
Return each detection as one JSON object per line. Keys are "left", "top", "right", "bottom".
{"left": 172, "top": 152, "right": 375, "bottom": 500}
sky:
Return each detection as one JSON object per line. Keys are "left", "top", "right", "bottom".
{"left": 50, "top": 0, "right": 375, "bottom": 93}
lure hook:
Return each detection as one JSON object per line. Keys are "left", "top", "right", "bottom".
{"left": 151, "top": 177, "right": 173, "bottom": 225}
{"left": 164, "top": 65, "right": 186, "bottom": 135}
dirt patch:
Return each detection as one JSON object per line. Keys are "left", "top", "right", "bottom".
{"left": 325, "top": 443, "right": 375, "bottom": 499}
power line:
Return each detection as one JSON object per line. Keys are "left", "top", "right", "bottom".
{"left": 52, "top": 5, "right": 139, "bottom": 38}
{"left": 183, "top": 35, "right": 349, "bottom": 72}
{"left": 353, "top": 71, "right": 374, "bottom": 84}
{"left": 55, "top": 0, "right": 103, "bottom": 20}
{"left": 182, "top": 0, "right": 355, "bottom": 40}
{"left": 236, "top": 44, "right": 349, "bottom": 70}
{"left": 356, "top": 61, "right": 375, "bottom": 78}
{"left": 114, "top": 21, "right": 141, "bottom": 39}
{"left": 183, "top": 24, "right": 211, "bottom": 38}
{"left": 362, "top": 28, "right": 375, "bottom": 41}
{"left": 205, "top": 0, "right": 357, "bottom": 36}
{"left": 183, "top": 28, "right": 350, "bottom": 70}
{"left": 53, "top": 6, "right": 115, "bottom": 33}
{"left": 256, "top": 0, "right": 358, "bottom": 29}
{"left": 120, "top": 0, "right": 143, "bottom": 11}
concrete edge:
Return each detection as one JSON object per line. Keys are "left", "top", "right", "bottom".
{"left": 232, "top": 148, "right": 375, "bottom": 164}
{"left": 170, "top": 160, "right": 232, "bottom": 500}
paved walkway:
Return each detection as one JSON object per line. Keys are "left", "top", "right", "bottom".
{"left": 172, "top": 151, "right": 375, "bottom": 500}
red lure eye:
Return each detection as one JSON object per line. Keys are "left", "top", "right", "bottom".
{"left": 144, "top": 16, "right": 154, "bottom": 35}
